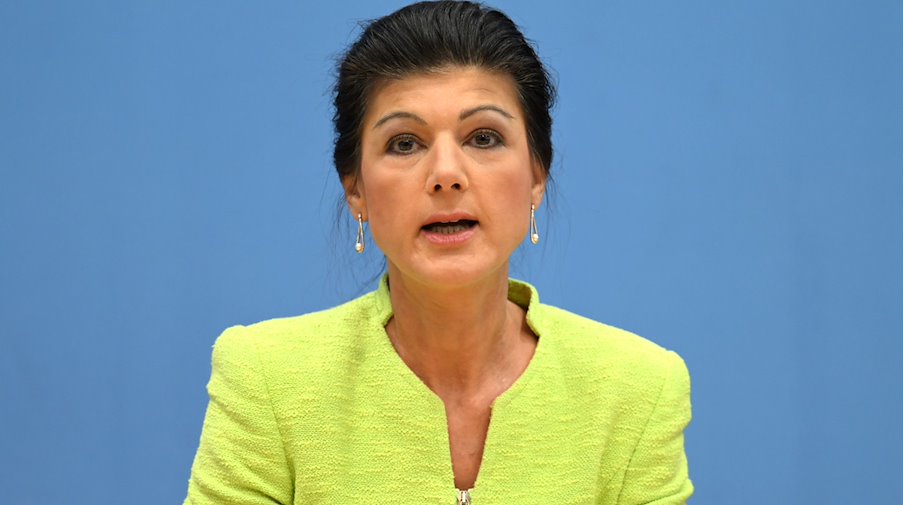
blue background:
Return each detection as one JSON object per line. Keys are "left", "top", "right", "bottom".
{"left": 1, "top": 1, "right": 901, "bottom": 503}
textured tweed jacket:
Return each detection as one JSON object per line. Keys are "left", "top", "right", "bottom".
{"left": 184, "top": 278, "right": 693, "bottom": 504}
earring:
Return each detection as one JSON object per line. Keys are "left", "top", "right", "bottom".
{"left": 355, "top": 213, "right": 365, "bottom": 253}
{"left": 530, "top": 204, "right": 540, "bottom": 244}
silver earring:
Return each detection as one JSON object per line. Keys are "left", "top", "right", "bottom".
{"left": 355, "top": 213, "right": 365, "bottom": 253}
{"left": 530, "top": 204, "right": 539, "bottom": 244}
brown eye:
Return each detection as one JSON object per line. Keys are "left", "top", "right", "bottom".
{"left": 469, "top": 129, "right": 502, "bottom": 148}
{"left": 388, "top": 135, "right": 421, "bottom": 155}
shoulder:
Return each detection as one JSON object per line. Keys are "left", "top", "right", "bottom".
{"left": 533, "top": 302, "right": 683, "bottom": 367}
{"left": 210, "top": 289, "right": 385, "bottom": 373}
{"left": 254, "top": 288, "right": 382, "bottom": 337}
{"left": 531, "top": 301, "right": 689, "bottom": 400}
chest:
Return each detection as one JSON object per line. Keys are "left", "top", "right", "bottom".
{"left": 279, "top": 339, "right": 627, "bottom": 503}
{"left": 445, "top": 403, "right": 492, "bottom": 490}
{"left": 286, "top": 385, "right": 619, "bottom": 505}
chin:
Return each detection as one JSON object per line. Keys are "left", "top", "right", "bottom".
{"left": 392, "top": 257, "right": 509, "bottom": 290}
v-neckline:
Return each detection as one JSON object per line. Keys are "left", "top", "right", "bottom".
{"left": 368, "top": 276, "right": 547, "bottom": 496}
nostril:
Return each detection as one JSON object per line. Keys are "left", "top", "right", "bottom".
{"left": 451, "top": 183, "right": 461, "bottom": 190}
{"left": 433, "top": 183, "right": 442, "bottom": 191}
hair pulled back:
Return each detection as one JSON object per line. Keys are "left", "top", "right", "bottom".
{"left": 333, "top": 0, "right": 556, "bottom": 183}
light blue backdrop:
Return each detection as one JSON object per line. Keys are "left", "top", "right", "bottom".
{"left": 1, "top": 1, "right": 901, "bottom": 503}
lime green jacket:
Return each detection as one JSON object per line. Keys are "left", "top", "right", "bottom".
{"left": 184, "top": 278, "right": 693, "bottom": 504}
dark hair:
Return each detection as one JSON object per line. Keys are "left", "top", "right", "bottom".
{"left": 332, "top": 0, "right": 556, "bottom": 183}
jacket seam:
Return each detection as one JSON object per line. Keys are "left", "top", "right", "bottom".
{"left": 248, "top": 328, "right": 296, "bottom": 500}
{"left": 612, "top": 352, "right": 674, "bottom": 505}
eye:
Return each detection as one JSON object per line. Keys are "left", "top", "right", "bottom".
{"left": 387, "top": 134, "right": 422, "bottom": 155}
{"left": 468, "top": 129, "right": 503, "bottom": 149}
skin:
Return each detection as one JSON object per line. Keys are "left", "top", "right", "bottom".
{"left": 344, "top": 66, "right": 546, "bottom": 490}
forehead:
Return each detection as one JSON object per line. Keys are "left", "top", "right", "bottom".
{"left": 364, "top": 66, "right": 522, "bottom": 123}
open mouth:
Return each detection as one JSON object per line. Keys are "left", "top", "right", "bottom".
{"left": 421, "top": 220, "right": 478, "bottom": 235}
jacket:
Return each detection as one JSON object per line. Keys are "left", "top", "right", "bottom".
{"left": 184, "top": 277, "right": 693, "bottom": 504}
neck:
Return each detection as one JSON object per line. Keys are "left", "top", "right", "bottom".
{"left": 384, "top": 264, "right": 531, "bottom": 400}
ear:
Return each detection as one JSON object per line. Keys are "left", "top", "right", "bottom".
{"left": 530, "top": 159, "right": 547, "bottom": 209}
{"left": 342, "top": 175, "right": 367, "bottom": 219}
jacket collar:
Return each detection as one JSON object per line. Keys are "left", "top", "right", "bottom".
{"left": 372, "top": 274, "right": 542, "bottom": 336}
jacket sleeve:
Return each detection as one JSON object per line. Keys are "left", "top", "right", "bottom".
{"left": 184, "top": 325, "right": 294, "bottom": 505}
{"left": 616, "top": 351, "right": 694, "bottom": 505}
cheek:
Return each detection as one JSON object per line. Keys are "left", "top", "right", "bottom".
{"left": 361, "top": 174, "right": 418, "bottom": 242}
{"left": 493, "top": 164, "right": 536, "bottom": 206}
{"left": 497, "top": 173, "right": 536, "bottom": 233}
{"left": 484, "top": 181, "right": 533, "bottom": 228}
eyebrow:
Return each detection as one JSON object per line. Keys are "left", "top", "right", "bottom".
{"left": 372, "top": 111, "right": 427, "bottom": 129}
{"left": 459, "top": 105, "right": 515, "bottom": 121}
{"left": 372, "top": 105, "right": 515, "bottom": 130}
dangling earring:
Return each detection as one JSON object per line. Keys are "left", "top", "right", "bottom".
{"left": 530, "top": 204, "right": 540, "bottom": 244}
{"left": 355, "top": 213, "right": 365, "bottom": 253}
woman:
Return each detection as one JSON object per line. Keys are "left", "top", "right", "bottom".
{"left": 184, "top": 2, "right": 692, "bottom": 504}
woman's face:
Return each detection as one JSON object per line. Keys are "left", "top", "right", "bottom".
{"left": 347, "top": 66, "right": 545, "bottom": 289}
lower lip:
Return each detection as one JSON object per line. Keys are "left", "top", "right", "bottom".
{"left": 421, "top": 224, "right": 478, "bottom": 245}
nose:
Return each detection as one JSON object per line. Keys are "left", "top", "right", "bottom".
{"left": 425, "top": 135, "right": 469, "bottom": 193}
